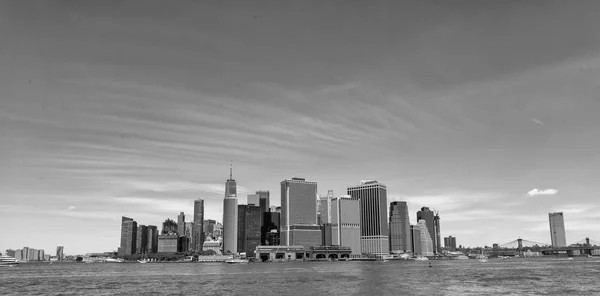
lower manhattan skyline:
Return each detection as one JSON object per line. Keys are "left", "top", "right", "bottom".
{"left": 2, "top": 0, "right": 600, "bottom": 256}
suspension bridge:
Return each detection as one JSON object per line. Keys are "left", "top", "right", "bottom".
{"left": 491, "top": 237, "right": 600, "bottom": 257}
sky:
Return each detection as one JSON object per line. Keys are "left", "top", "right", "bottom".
{"left": 1, "top": 0, "right": 600, "bottom": 255}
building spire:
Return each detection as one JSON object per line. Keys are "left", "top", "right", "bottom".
{"left": 229, "top": 161, "right": 233, "bottom": 180}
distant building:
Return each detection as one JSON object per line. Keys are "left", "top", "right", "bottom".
{"left": 247, "top": 194, "right": 260, "bottom": 206}
{"left": 162, "top": 219, "right": 177, "bottom": 235}
{"left": 416, "top": 220, "right": 434, "bottom": 256}
{"left": 185, "top": 221, "right": 193, "bottom": 251}
{"left": 257, "top": 190, "right": 270, "bottom": 214}
{"left": 203, "top": 219, "right": 216, "bottom": 237}
{"left": 549, "top": 212, "right": 567, "bottom": 247}
{"left": 237, "top": 204, "right": 262, "bottom": 257}
{"left": 444, "top": 236, "right": 457, "bottom": 251}
{"left": 136, "top": 225, "right": 148, "bottom": 255}
{"left": 223, "top": 165, "right": 238, "bottom": 254}
{"left": 321, "top": 223, "right": 333, "bottom": 246}
{"left": 434, "top": 212, "right": 441, "bottom": 254}
{"left": 147, "top": 225, "right": 158, "bottom": 253}
{"left": 348, "top": 180, "right": 389, "bottom": 256}
{"left": 158, "top": 234, "right": 178, "bottom": 253}
{"left": 410, "top": 225, "right": 422, "bottom": 255}
{"left": 280, "top": 177, "right": 321, "bottom": 249}
{"left": 270, "top": 206, "right": 281, "bottom": 213}
{"left": 177, "top": 212, "right": 186, "bottom": 238}
{"left": 56, "top": 245, "right": 64, "bottom": 261}
{"left": 203, "top": 240, "right": 222, "bottom": 254}
{"left": 262, "top": 212, "right": 280, "bottom": 245}
{"left": 389, "top": 201, "right": 412, "bottom": 254}
{"left": 119, "top": 216, "right": 137, "bottom": 256}
{"left": 330, "top": 195, "right": 361, "bottom": 255}
{"left": 317, "top": 190, "right": 333, "bottom": 225}
{"left": 193, "top": 199, "right": 205, "bottom": 252}
{"left": 417, "top": 207, "right": 438, "bottom": 254}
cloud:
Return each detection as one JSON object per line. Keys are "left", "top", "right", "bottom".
{"left": 66, "top": 206, "right": 76, "bottom": 211}
{"left": 531, "top": 118, "right": 544, "bottom": 126}
{"left": 527, "top": 188, "right": 558, "bottom": 196}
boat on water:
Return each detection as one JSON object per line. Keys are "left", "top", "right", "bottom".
{"left": 413, "top": 256, "right": 429, "bottom": 261}
{"left": 453, "top": 255, "right": 469, "bottom": 260}
{"left": 0, "top": 254, "right": 20, "bottom": 266}
{"left": 137, "top": 259, "right": 149, "bottom": 264}
{"left": 225, "top": 258, "right": 249, "bottom": 264}
{"left": 103, "top": 258, "right": 124, "bottom": 263}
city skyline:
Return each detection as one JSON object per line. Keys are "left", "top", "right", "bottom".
{"left": 3, "top": 1, "right": 600, "bottom": 254}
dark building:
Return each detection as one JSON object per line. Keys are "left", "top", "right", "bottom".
{"left": 162, "top": 219, "right": 178, "bottom": 235}
{"left": 136, "top": 225, "right": 148, "bottom": 255}
{"left": 434, "top": 213, "right": 441, "bottom": 254}
{"left": 203, "top": 219, "right": 216, "bottom": 237}
{"left": 348, "top": 180, "right": 389, "bottom": 255}
{"left": 321, "top": 223, "right": 333, "bottom": 246}
{"left": 444, "top": 236, "right": 457, "bottom": 251}
{"left": 262, "top": 212, "right": 280, "bottom": 245}
{"left": 119, "top": 216, "right": 137, "bottom": 256}
{"left": 267, "top": 230, "right": 280, "bottom": 245}
{"left": 416, "top": 207, "right": 438, "bottom": 254}
{"left": 257, "top": 190, "right": 270, "bottom": 214}
{"left": 193, "top": 199, "right": 205, "bottom": 251}
{"left": 177, "top": 236, "right": 190, "bottom": 253}
{"left": 237, "top": 204, "right": 262, "bottom": 257}
{"left": 410, "top": 225, "right": 422, "bottom": 255}
{"left": 147, "top": 225, "right": 158, "bottom": 253}
{"left": 389, "top": 201, "right": 412, "bottom": 253}
{"left": 177, "top": 212, "right": 186, "bottom": 237}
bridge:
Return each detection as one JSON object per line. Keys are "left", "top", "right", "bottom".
{"left": 491, "top": 237, "right": 600, "bottom": 257}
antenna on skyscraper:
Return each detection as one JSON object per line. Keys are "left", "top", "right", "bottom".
{"left": 229, "top": 161, "right": 232, "bottom": 180}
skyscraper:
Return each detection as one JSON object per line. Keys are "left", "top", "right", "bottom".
{"left": 280, "top": 177, "right": 321, "bottom": 248}
{"left": 331, "top": 195, "right": 361, "bottom": 255}
{"left": 317, "top": 190, "right": 332, "bottom": 225}
{"left": 162, "top": 219, "right": 177, "bottom": 235}
{"left": 257, "top": 190, "right": 270, "bottom": 214}
{"left": 177, "top": 212, "right": 186, "bottom": 237}
{"left": 136, "top": 225, "right": 148, "bottom": 255}
{"left": 347, "top": 180, "right": 389, "bottom": 256}
{"left": 444, "top": 236, "right": 457, "bottom": 251}
{"left": 119, "top": 216, "right": 137, "bottom": 256}
{"left": 434, "top": 212, "right": 441, "bottom": 254}
{"left": 416, "top": 220, "right": 434, "bottom": 256}
{"left": 56, "top": 245, "right": 64, "bottom": 261}
{"left": 410, "top": 225, "right": 421, "bottom": 255}
{"left": 389, "top": 201, "right": 412, "bottom": 253}
{"left": 416, "top": 207, "right": 438, "bottom": 254}
{"left": 223, "top": 165, "right": 238, "bottom": 254}
{"left": 247, "top": 194, "right": 260, "bottom": 206}
{"left": 549, "top": 212, "right": 567, "bottom": 247}
{"left": 262, "top": 212, "right": 280, "bottom": 245}
{"left": 146, "top": 225, "right": 158, "bottom": 253}
{"left": 237, "top": 204, "right": 262, "bottom": 257}
{"left": 193, "top": 199, "right": 205, "bottom": 251}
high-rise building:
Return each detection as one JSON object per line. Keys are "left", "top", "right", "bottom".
{"left": 162, "top": 219, "right": 177, "bottom": 235}
{"left": 549, "top": 212, "right": 567, "bottom": 247}
{"left": 444, "top": 236, "right": 457, "bottom": 251}
{"left": 262, "top": 212, "right": 280, "bottom": 245}
{"left": 330, "top": 195, "right": 361, "bottom": 255}
{"left": 247, "top": 194, "right": 259, "bottom": 206}
{"left": 416, "top": 207, "right": 438, "bottom": 254}
{"left": 348, "top": 180, "right": 389, "bottom": 256}
{"left": 434, "top": 212, "right": 441, "bottom": 254}
{"left": 158, "top": 234, "right": 178, "bottom": 253}
{"left": 257, "top": 190, "right": 270, "bottom": 214}
{"left": 416, "top": 220, "right": 434, "bottom": 256}
{"left": 136, "top": 225, "right": 148, "bottom": 255}
{"left": 119, "top": 216, "right": 137, "bottom": 256}
{"left": 389, "top": 201, "right": 412, "bottom": 253}
{"left": 410, "top": 225, "right": 421, "bottom": 255}
{"left": 280, "top": 177, "right": 321, "bottom": 249}
{"left": 147, "top": 225, "right": 158, "bottom": 253}
{"left": 223, "top": 166, "right": 238, "bottom": 254}
{"left": 237, "top": 204, "right": 262, "bottom": 257}
{"left": 177, "top": 212, "right": 186, "bottom": 237}
{"left": 56, "top": 245, "right": 64, "bottom": 261}
{"left": 193, "top": 199, "right": 205, "bottom": 251}
{"left": 317, "top": 191, "right": 333, "bottom": 225}
{"left": 321, "top": 223, "right": 333, "bottom": 246}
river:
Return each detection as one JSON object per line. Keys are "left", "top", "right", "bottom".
{"left": 2, "top": 257, "right": 599, "bottom": 295}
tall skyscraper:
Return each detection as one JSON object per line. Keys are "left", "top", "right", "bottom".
{"left": 177, "top": 212, "right": 186, "bottom": 237}
{"left": 193, "top": 199, "right": 205, "bottom": 251}
{"left": 416, "top": 207, "right": 438, "bottom": 254}
{"left": 348, "top": 180, "right": 389, "bottom": 256}
{"left": 434, "top": 212, "right": 441, "bottom": 254}
{"left": 247, "top": 194, "right": 260, "bottom": 206}
{"left": 389, "top": 201, "right": 412, "bottom": 253}
{"left": 223, "top": 166, "right": 238, "bottom": 254}
{"left": 56, "top": 245, "right": 64, "bottom": 260}
{"left": 257, "top": 190, "right": 270, "bottom": 214}
{"left": 416, "top": 220, "right": 434, "bottom": 256}
{"left": 280, "top": 177, "right": 321, "bottom": 248}
{"left": 549, "top": 212, "right": 567, "bottom": 247}
{"left": 136, "top": 225, "right": 148, "bottom": 255}
{"left": 119, "top": 216, "right": 137, "bottom": 256}
{"left": 331, "top": 195, "right": 361, "bottom": 255}
{"left": 147, "top": 225, "right": 158, "bottom": 253}
{"left": 237, "top": 204, "right": 262, "bottom": 257}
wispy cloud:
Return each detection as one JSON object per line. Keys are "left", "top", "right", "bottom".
{"left": 66, "top": 206, "right": 76, "bottom": 211}
{"left": 527, "top": 188, "right": 558, "bottom": 196}
{"left": 531, "top": 118, "right": 544, "bottom": 126}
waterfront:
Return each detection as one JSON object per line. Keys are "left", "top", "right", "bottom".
{"left": 2, "top": 257, "right": 600, "bottom": 295}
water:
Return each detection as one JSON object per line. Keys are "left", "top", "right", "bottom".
{"left": 2, "top": 257, "right": 600, "bottom": 295}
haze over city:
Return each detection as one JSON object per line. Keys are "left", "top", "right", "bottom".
{"left": 2, "top": 0, "right": 600, "bottom": 255}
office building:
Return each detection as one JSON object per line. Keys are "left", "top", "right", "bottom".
{"left": 549, "top": 212, "right": 567, "bottom": 247}
{"left": 203, "top": 240, "right": 222, "bottom": 254}
{"left": 223, "top": 166, "right": 238, "bottom": 254}
{"left": 204, "top": 219, "right": 216, "bottom": 236}
{"left": 177, "top": 212, "right": 186, "bottom": 237}
{"left": 257, "top": 190, "right": 270, "bottom": 214}
{"left": 147, "top": 225, "right": 158, "bottom": 253}
{"left": 417, "top": 207, "right": 438, "bottom": 254}
{"left": 444, "top": 236, "right": 457, "bottom": 251}
{"left": 317, "top": 190, "right": 333, "bottom": 225}
{"left": 416, "top": 220, "right": 434, "bottom": 256}
{"left": 434, "top": 212, "right": 441, "bottom": 254}
{"left": 262, "top": 211, "right": 280, "bottom": 245}
{"left": 158, "top": 234, "right": 178, "bottom": 253}
{"left": 162, "top": 219, "right": 177, "bottom": 235}
{"left": 321, "top": 223, "right": 333, "bottom": 246}
{"left": 389, "top": 201, "right": 412, "bottom": 253}
{"left": 247, "top": 194, "right": 259, "bottom": 206}
{"left": 193, "top": 199, "right": 205, "bottom": 251}
{"left": 280, "top": 177, "right": 321, "bottom": 249}
{"left": 119, "top": 216, "right": 137, "bottom": 256}
{"left": 410, "top": 226, "right": 421, "bottom": 255}
{"left": 330, "top": 195, "right": 361, "bottom": 255}
{"left": 237, "top": 204, "right": 262, "bottom": 257}
{"left": 348, "top": 180, "right": 389, "bottom": 256}
{"left": 136, "top": 225, "right": 148, "bottom": 255}
{"left": 56, "top": 245, "right": 64, "bottom": 261}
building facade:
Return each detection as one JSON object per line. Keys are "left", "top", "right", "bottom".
{"left": 119, "top": 216, "right": 137, "bottom": 256}
{"left": 549, "top": 212, "right": 567, "bottom": 247}
{"left": 223, "top": 166, "right": 238, "bottom": 254}
{"left": 158, "top": 234, "right": 178, "bottom": 253}
{"left": 444, "top": 236, "right": 457, "bottom": 251}
{"left": 347, "top": 180, "right": 389, "bottom": 256}
{"left": 416, "top": 207, "right": 438, "bottom": 254}
{"left": 193, "top": 199, "right": 205, "bottom": 251}
{"left": 280, "top": 177, "right": 321, "bottom": 249}
{"left": 389, "top": 201, "right": 412, "bottom": 253}
{"left": 147, "top": 225, "right": 158, "bottom": 253}
{"left": 416, "top": 220, "right": 434, "bottom": 256}
{"left": 177, "top": 212, "right": 186, "bottom": 238}
{"left": 247, "top": 194, "right": 259, "bottom": 206}
{"left": 136, "top": 225, "right": 148, "bottom": 255}
{"left": 162, "top": 219, "right": 177, "bottom": 235}
{"left": 56, "top": 245, "right": 64, "bottom": 260}
{"left": 330, "top": 196, "right": 361, "bottom": 255}
{"left": 262, "top": 212, "right": 280, "bottom": 245}
{"left": 237, "top": 204, "right": 262, "bottom": 257}
{"left": 410, "top": 226, "right": 422, "bottom": 256}
{"left": 257, "top": 190, "right": 270, "bottom": 214}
